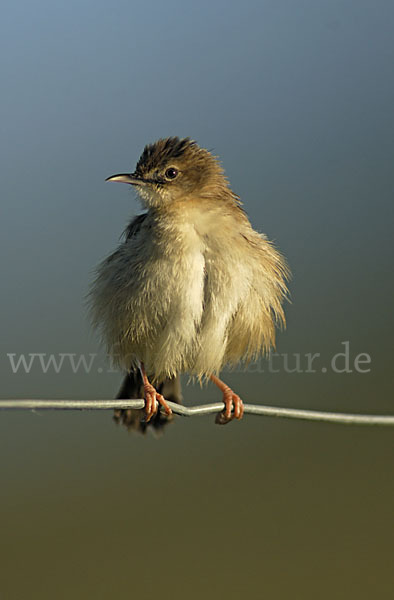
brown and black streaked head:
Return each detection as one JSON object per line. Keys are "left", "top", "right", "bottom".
{"left": 106, "top": 137, "right": 231, "bottom": 208}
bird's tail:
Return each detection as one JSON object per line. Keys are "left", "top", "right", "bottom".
{"left": 114, "top": 371, "right": 182, "bottom": 435}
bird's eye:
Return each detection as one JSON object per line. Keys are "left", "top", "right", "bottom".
{"left": 165, "top": 167, "right": 178, "bottom": 180}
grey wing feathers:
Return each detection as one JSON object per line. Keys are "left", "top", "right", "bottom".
{"left": 123, "top": 213, "right": 148, "bottom": 240}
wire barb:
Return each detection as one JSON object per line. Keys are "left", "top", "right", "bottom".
{"left": 0, "top": 399, "right": 393, "bottom": 426}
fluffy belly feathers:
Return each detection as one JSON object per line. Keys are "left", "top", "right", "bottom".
{"left": 91, "top": 223, "right": 209, "bottom": 379}
{"left": 91, "top": 215, "right": 285, "bottom": 381}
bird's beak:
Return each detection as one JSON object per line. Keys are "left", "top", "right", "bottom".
{"left": 105, "top": 173, "right": 143, "bottom": 185}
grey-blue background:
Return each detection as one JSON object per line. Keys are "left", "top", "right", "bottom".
{"left": 1, "top": 1, "right": 393, "bottom": 599}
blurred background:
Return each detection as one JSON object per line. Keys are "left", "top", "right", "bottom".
{"left": 0, "top": 1, "right": 393, "bottom": 598}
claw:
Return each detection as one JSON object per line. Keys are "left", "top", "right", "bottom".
{"left": 137, "top": 361, "right": 172, "bottom": 422}
{"left": 143, "top": 384, "right": 157, "bottom": 422}
{"left": 143, "top": 381, "right": 172, "bottom": 422}
{"left": 210, "top": 374, "right": 244, "bottom": 425}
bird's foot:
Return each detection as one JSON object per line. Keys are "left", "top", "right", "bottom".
{"left": 143, "top": 381, "right": 172, "bottom": 422}
{"left": 210, "top": 374, "right": 244, "bottom": 425}
{"left": 138, "top": 361, "right": 172, "bottom": 422}
{"left": 215, "top": 387, "right": 244, "bottom": 424}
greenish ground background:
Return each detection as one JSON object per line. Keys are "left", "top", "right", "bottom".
{"left": 0, "top": 1, "right": 393, "bottom": 598}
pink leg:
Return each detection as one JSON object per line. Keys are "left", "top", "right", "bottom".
{"left": 138, "top": 362, "right": 172, "bottom": 422}
{"left": 210, "top": 374, "right": 244, "bottom": 424}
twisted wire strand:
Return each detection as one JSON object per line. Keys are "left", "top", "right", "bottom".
{"left": 0, "top": 399, "right": 393, "bottom": 426}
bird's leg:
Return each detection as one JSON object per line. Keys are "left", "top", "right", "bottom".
{"left": 138, "top": 361, "right": 172, "bottom": 422}
{"left": 210, "top": 374, "right": 245, "bottom": 424}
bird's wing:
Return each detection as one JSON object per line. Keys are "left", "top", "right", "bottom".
{"left": 123, "top": 212, "right": 148, "bottom": 240}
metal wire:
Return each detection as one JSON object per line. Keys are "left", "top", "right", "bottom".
{"left": 0, "top": 399, "right": 393, "bottom": 425}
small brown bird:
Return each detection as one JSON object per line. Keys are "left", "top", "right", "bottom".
{"left": 90, "top": 137, "right": 288, "bottom": 431}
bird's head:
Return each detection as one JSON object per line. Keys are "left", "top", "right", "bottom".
{"left": 106, "top": 137, "right": 230, "bottom": 209}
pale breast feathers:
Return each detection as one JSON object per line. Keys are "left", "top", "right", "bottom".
{"left": 90, "top": 210, "right": 288, "bottom": 380}
{"left": 90, "top": 213, "right": 206, "bottom": 378}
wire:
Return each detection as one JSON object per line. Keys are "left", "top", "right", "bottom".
{"left": 0, "top": 399, "right": 393, "bottom": 426}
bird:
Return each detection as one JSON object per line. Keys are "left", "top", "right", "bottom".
{"left": 90, "top": 137, "right": 289, "bottom": 431}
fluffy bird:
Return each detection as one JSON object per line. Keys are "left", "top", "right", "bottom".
{"left": 90, "top": 137, "right": 288, "bottom": 430}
